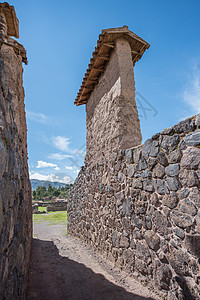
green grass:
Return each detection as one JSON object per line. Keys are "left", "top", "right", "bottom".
{"left": 38, "top": 206, "right": 47, "bottom": 212}
{"left": 33, "top": 211, "right": 67, "bottom": 225}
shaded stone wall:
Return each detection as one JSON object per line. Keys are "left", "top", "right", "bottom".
{"left": 85, "top": 38, "right": 142, "bottom": 167}
{"left": 68, "top": 115, "right": 200, "bottom": 299}
{"left": 0, "top": 5, "right": 32, "bottom": 300}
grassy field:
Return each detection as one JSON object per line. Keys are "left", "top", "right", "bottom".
{"left": 33, "top": 210, "right": 67, "bottom": 225}
{"left": 38, "top": 206, "right": 47, "bottom": 212}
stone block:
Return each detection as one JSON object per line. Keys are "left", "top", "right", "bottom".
{"left": 144, "top": 231, "right": 160, "bottom": 251}
{"left": 185, "top": 130, "right": 200, "bottom": 146}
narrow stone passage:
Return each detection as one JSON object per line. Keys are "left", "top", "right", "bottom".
{"left": 27, "top": 221, "right": 159, "bottom": 300}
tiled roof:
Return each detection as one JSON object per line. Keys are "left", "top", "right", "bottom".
{"left": 75, "top": 26, "right": 150, "bottom": 106}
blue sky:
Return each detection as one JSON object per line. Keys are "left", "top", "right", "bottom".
{"left": 8, "top": 0, "right": 200, "bottom": 183}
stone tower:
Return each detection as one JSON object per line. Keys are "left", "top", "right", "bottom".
{"left": 75, "top": 26, "right": 150, "bottom": 166}
{"left": 0, "top": 3, "right": 31, "bottom": 299}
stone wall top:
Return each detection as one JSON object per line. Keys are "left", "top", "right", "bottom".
{"left": 0, "top": 2, "right": 19, "bottom": 38}
{"left": 74, "top": 26, "right": 150, "bottom": 106}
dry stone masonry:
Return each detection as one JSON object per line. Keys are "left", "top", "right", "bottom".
{"left": 68, "top": 27, "right": 200, "bottom": 299}
{"left": 0, "top": 3, "right": 31, "bottom": 300}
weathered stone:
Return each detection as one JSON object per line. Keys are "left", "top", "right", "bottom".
{"left": 173, "top": 118, "right": 195, "bottom": 134}
{"left": 142, "top": 139, "right": 151, "bottom": 159}
{"left": 135, "top": 257, "right": 148, "bottom": 274}
{"left": 136, "top": 157, "right": 148, "bottom": 171}
{"left": 195, "top": 214, "right": 200, "bottom": 233}
{"left": 173, "top": 227, "right": 185, "bottom": 239}
{"left": 147, "top": 157, "right": 157, "bottom": 170}
{"left": 185, "top": 130, "right": 200, "bottom": 146}
{"left": 154, "top": 179, "right": 169, "bottom": 195}
{"left": 144, "top": 231, "right": 160, "bottom": 251}
{"left": 189, "top": 187, "right": 200, "bottom": 208}
{"left": 195, "top": 114, "right": 200, "bottom": 128}
{"left": 171, "top": 210, "right": 193, "bottom": 228}
{"left": 120, "top": 235, "right": 129, "bottom": 248}
{"left": 179, "top": 139, "right": 186, "bottom": 150}
{"left": 181, "top": 147, "right": 200, "bottom": 170}
{"left": 133, "top": 148, "right": 142, "bottom": 163}
{"left": 168, "top": 247, "right": 189, "bottom": 276}
{"left": 123, "top": 248, "right": 134, "bottom": 265}
{"left": 115, "top": 190, "right": 124, "bottom": 206}
{"left": 132, "top": 178, "right": 143, "bottom": 189}
{"left": 162, "top": 192, "right": 179, "bottom": 209}
{"left": 143, "top": 179, "right": 154, "bottom": 192}
{"left": 153, "top": 211, "right": 170, "bottom": 236}
{"left": 150, "top": 193, "right": 159, "bottom": 206}
{"left": 122, "top": 198, "right": 132, "bottom": 216}
{"left": 112, "top": 231, "right": 120, "bottom": 247}
{"left": 161, "top": 127, "right": 174, "bottom": 135}
{"left": 168, "top": 149, "right": 182, "bottom": 164}
{"left": 150, "top": 140, "right": 159, "bottom": 157}
{"left": 179, "top": 169, "right": 199, "bottom": 187}
{"left": 127, "top": 164, "right": 135, "bottom": 178}
{"left": 177, "top": 188, "right": 189, "bottom": 200}
{"left": 165, "top": 164, "right": 180, "bottom": 177}
{"left": 154, "top": 264, "right": 172, "bottom": 290}
{"left": 125, "top": 149, "right": 134, "bottom": 163}
{"left": 152, "top": 132, "right": 160, "bottom": 140}
{"left": 132, "top": 215, "right": 142, "bottom": 229}
{"left": 157, "top": 152, "right": 168, "bottom": 166}
{"left": 141, "top": 169, "right": 151, "bottom": 178}
{"left": 161, "top": 135, "right": 180, "bottom": 153}
{"left": 152, "top": 164, "right": 165, "bottom": 178}
{"left": 136, "top": 241, "right": 150, "bottom": 260}
{"left": 132, "top": 227, "right": 142, "bottom": 239}
{"left": 166, "top": 177, "right": 181, "bottom": 191}
{"left": 144, "top": 216, "right": 152, "bottom": 229}
{"left": 185, "top": 235, "right": 200, "bottom": 257}
{"left": 179, "top": 199, "right": 197, "bottom": 216}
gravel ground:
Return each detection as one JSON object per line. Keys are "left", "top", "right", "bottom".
{"left": 26, "top": 219, "right": 159, "bottom": 300}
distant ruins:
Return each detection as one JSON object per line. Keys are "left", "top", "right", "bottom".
{"left": 68, "top": 26, "right": 200, "bottom": 299}
{"left": 0, "top": 3, "right": 31, "bottom": 299}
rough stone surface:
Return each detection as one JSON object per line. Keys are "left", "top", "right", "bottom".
{"left": 0, "top": 7, "right": 31, "bottom": 300}
{"left": 180, "top": 147, "right": 200, "bottom": 170}
{"left": 162, "top": 192, "right": 179, "bottom": 209}
{"left": 144, "top": 231, "right": 160, "bottom": 251}
{"left": 85, "top": 38, "right": 142, "bottom": 166}
{"left": 68, "top": 52, "right": 200, "bottom": 300}
{"left": 185, "top": 130, "right": 200, "bottom": 146}
{"left": 165, "top": 164, "right": 180, "bottom": 177}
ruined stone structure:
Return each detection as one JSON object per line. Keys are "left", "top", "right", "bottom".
{"left": 68, "top": 27, "right": 200, "bottom": 299}
{"left": 0, "top": 3, "right": 31, "bottom": 299}
{"left": 75, "top": 26, "right": 149, "bottom": 166}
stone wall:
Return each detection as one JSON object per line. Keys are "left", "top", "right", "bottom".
{"left": 85, "top": 38, "right": 142, "bottom": 166}
{"left": 0, "top": 4, "right": 32, "bottom": 300}
{"left": 33, "top": 202, "right": 67, "bottom": 212}
{"left": 68, "top": 115, "right": 200, "bottom": 299}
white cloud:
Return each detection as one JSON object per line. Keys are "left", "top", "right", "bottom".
{"left": 65, "top": 166, "right": 73, "bottom": 170}
{"left": 36, "top": 160, "right": 58, "bottom": 169}
{"left": 73, "top": 169, "right": 80, "bottom": 174}
{"left": 26, "top": 111, "right": 49, "bottom": 123}
{"left": 183, "top": 61, "right": 200, "bottom": 115}
{"left": 52, "top": 136, "right": 71, "bottom": 152}
{"left": 30, "top": 172, "right": 60, "bottom": 182}
{"left": 30, "top": 171, "right": 73, "bottom": 184}
{"left": 54, "top": 166, "right": 60, "bottom": 171}
{"left": 48, "top": 153, "right": 73, "bottom": 160}
{"left": 63, "top": 176, "right": 73, "bottom": 184}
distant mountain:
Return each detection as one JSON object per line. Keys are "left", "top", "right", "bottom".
{"left": 31, "top": 179, "right": 71, "bottom": 191}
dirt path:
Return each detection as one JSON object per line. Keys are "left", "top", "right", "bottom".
{"left": 27, "top": 220, "right": 159, "bottom": 300}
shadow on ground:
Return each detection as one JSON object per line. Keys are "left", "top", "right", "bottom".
{"left": 27, "top": 238, "right": 155, "bottom": 300}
